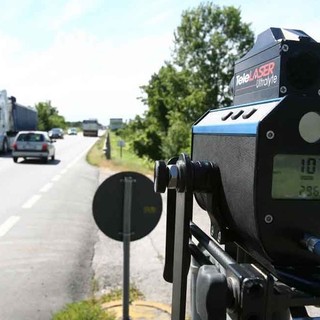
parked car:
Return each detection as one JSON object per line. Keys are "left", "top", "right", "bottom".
{"left": 67, "top": 127, "right": 78, "bottom": 135}
{"left": 48, "top": 128, "right": 64, "bottom": 139}
{"left": 12, "top": 131, "right": 56, "bottom": 163}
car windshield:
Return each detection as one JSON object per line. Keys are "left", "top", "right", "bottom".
{"left": 17, "top": 133, "right": 45, "bottom": 142}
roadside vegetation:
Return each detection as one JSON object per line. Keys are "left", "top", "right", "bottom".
{"left": 52, "top": 284, "right": 144, "bottom": 320}
{"left": 86, "top": 130, "right": 153, "bottom": 175}
{"left": 52, "top": 300, "right": 115, "bottom": 320}
{"left": 35, "top": 100, "right": 83, "bottom": 133}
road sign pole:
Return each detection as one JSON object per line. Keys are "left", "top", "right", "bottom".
{"left": 92, "top": 171, "right": 162, "bottom": 319}
{"left": 122, "top": 176, "right": 133, "bottom": 320}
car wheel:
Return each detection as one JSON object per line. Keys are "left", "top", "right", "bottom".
{"left": 13, "top": 157, "right": 18, "bottom": 163}
{"left": 42, "top": 157, "right": 48, "bottom": 163}
{"left": 51, "top": 154, "right": 55, "bottom": 161}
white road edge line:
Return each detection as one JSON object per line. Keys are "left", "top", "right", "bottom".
{"left": 52, "top": 175, "right": 61, "bottom": 182}
{"left": 39, "top": 183, "right": 53, "bottom": 193}
{"left": 0, "top": 216, "right": 20, "bottom": 237}
{"left": 37, "top": 142, "right": 94, "bottom": 194}
{"left": 67, "top": 144, "right": 95, "bottom": 169}
{"left": 22, "top": 194, "right": 41, "bottom": 209}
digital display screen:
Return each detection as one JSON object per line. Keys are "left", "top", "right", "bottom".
{"left": 272, "top": 154, "right": 320, "bottom": 200}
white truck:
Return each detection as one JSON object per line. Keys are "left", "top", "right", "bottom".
{"left": 82, "top": 119, "right": 99, "bottom": 137}
{"left": 0, "top": 90, "right": 38, "bottom": 153}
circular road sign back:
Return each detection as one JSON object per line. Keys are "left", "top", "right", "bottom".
{"left": 92, "top": 172, "right": 162, "bottom": 241}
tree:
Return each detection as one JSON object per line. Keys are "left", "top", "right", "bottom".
{"left": 120, "top": 114, "right": 164, "bottom": 161}
{"left": 173, "top": 3, "right": 254, "bottom": 112}
{"left": 139, "top": 63, "right": 191, "bottom": 131}
{"left": 122, "top": 2, "right": 254, "bottom": 160}
{"left": 161, "top": 111, "right": 192, "bottom": 159}
{"left": 120, "top": 64, "right": 192, "bottom": 161}
{"left": 35, "top": 101, "right": 66, "bottom": 131}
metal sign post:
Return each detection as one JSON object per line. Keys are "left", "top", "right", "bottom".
{"left": 92, "top": 171, "right": 163, "bottom": 320}
{"left": 122, "top": 176, "right": 133, "bottom": 320}
{"left": 104, "top": 132, "right": 111, "bottom": 159}
{"left": 117, "top": 140, "right": 125, "bottom": 158}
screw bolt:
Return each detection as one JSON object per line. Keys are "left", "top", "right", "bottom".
{"left": 266, "top": 131, "right": 275, "bottom": 140}
{"left": 282, "top": 44, "right": 289, "bottom": 52}
{"left": 167, "top": 164, "right": 179, "bottom": 188}
{"left": 280, "top": 86, "right": 287, "bottom": 94}
{"left": 265, "top": 214, "right": 273, "bottom": 224}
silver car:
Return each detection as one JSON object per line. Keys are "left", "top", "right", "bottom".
{"left": 12, "top": 131, "right": 56, "bottom": 163}
{"left": 67, "top": 127, "right": 77, "bottom": 135}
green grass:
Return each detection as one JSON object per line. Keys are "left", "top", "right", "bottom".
{"left": 51, "top": 284, "right": 144, "bottom": 320}
{"left": 52, "top": 301, "right": 115, "bottom": 320}
{"left": 87, "top": 131, "right": 153, "bottom": 175}
{"left": 86, "top": 135, "right": 106, "bottom": 167}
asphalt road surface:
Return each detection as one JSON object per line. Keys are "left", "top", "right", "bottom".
{"left": 0, "top": 133, "right": 100, "bottom": 320}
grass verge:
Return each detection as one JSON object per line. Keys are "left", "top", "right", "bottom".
{"left": 52, "top": 284, "right": 144, "bottom": 320}
{"left": 52, "top": 300, "right": 115, "bottom": 320}
{"left": 86, "top": 131, "right": 153, "bottom": 175}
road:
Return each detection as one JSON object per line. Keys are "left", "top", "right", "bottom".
{"left": 0, "top": 133, "right": 100, "bottom": 320}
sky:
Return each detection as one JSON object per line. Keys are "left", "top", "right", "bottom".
{"left": 1, "top": 0, "right": 320, "bottom": 125}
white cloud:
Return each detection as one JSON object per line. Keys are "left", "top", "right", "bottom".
{"left": 6, "top": 0, "right": 320, "bottom": 126}
{"left": 0, "top": 28, "right": 173, "bottom": 124}
{"left": 0, "top": 33, "right": 22, "bottom": 58}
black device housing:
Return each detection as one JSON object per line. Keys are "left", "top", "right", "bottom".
{"left": 192, "top": 28, "right": 320, "bottom": 267}
{"left": 154, "top": 27, "right": 320, "bottom": 319}
{"left": 192, "top": 96, "right": 320, "bottom": 266}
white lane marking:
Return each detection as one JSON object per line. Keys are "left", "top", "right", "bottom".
{"left": 22, "top": 195, "right": 41, "bottom": 209}
{"left": 39, "top": 183, "right": 53, "bottom": 193}
{"left": 66, "top": 144, "right": 95, "bottom": 169}
{"left": 0, "top": 216, "right": 20, "bottom": 237}
{"left": 26, "top": 143, "right": 95, "bottom": 205}
{"left": 52, "top": 175, "right": 61, "bottom": 182}
{"left": 66, "top": 163, "right": 73, "bottom": 170}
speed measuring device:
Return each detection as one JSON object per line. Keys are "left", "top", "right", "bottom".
{"left": 192, "top": 94, "right": 320, "bottom": 266}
